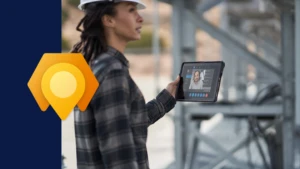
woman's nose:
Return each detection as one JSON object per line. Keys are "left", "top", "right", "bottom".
{"left": 137, "top": 13, "right": 144, "bottom": 23}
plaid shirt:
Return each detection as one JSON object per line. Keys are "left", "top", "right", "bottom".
{"left": 74, "top": 46, "right": 176, "bottom": 169}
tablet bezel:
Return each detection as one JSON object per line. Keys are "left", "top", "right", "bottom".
{"left": 175, "top": 61, "right": 225, "bottom": 102}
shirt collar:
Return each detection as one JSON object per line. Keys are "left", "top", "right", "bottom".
{"left": 107, "top": 46, "right": 129, "bottom": 68}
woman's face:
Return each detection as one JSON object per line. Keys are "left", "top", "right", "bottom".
{"left": 112, "top": 2, "right": 144, "bottom": 41}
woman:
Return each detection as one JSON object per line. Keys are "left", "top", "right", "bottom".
{"left": 71, "top": 0, "right": 179, "bottom": 169}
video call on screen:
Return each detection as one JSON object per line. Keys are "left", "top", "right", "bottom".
{"left": 183, "top": 67, "right": 215, "bottom": 93}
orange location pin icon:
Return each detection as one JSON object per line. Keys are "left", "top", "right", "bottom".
{"left": 41, "top": 63, "right": 86, "bottom": 120}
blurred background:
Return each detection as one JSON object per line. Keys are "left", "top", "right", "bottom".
{"left": 61, "top": 0, "right": 300, "bottom": 168}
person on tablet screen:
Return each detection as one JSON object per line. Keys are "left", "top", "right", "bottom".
{"left": 189, "top": 70, "right": 204, "bottom": 89}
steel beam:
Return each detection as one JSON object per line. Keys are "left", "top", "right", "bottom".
{"left": 280, "top": 6, "right": 296, "bottom": 169}
{"left": 184, "top": 10, "right": 281, "bottom": 80}
{"left": 186, "top": 104, "right": 282, "bottom": 116}
{"left": 229, "top": 27, "right": 281, "bottom": 67}
{"left": 196, "top": 0, "right": 225, "bottom": 14}
{"left": 230, "top": 27, "right": 248, "bottom": 101}
{"left": 171, "top": 1, "right": 198, "bottom": 168}
{"left": 182, "top": 1, "right": 198, "bottom": 167}
{"left": 182, "top": 9, "right": 197, "bottom": 62}
{"left": 171, "top": 0, "right": 185, "bottom": 169}
{"left": 295, "top": 0, "right": 300, "bottom": 128}
{"left": 152, "top": 0, "right": 160, "bottom": 94}
{"left": 220, "top": 2, "right": 234, "bottom": 101}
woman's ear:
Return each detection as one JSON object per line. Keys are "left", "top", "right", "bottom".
{"left": 102, "top": 15, "right": 115, "bottom": 28}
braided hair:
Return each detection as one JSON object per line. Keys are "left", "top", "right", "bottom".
{"left": 70, "top": 2, "right": 118, "bottom": 64}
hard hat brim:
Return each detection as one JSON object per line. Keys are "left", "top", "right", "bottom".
{"left": 78, "top": 0, "right": 146, "bottom": 11}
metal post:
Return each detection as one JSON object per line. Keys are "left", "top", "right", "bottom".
{"left": 295, "top": 1, "right": 300, "bottom": 165}
{"left": 281, "top": 5, "right": 295, "bottom": 169}
{"left": 171, "top": 0, "right": 185, "bottom": 168}
{"left": 152, "top": 0, "right": 160, "bottom": 94}
{"left": 182, "top": 1, "right": 198, "bottom": 167}
{"left": 295, "top": 0, "right": 300, "bottom": 129}
{"left": 230, "top": 27, "right": 248, "bottom": 101}
{"left": 182, "top": 6, "right": 196, "bottom": 63}
{"left": 220, "top": 2, "right": 234, "bottom": 101}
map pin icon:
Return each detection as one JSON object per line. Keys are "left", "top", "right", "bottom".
{"left": 41, "top": 63, "right": 85, "bottom": 120}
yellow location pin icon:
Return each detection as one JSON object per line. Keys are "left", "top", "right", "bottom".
{"left": 28, "top": 53, "right": 99, "bottom": 120}
{"left": 41, "top": 63, "right": 85, "bottom": 120}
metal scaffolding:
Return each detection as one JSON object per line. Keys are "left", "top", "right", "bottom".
{"left": 157, "top": 0, "right": 299, "bottom": 168}
{"left": 280, "top": 4, "right": 295, "bottom": 168}
{"left": 295, "top": 0, "right": 300, "bottom": 128}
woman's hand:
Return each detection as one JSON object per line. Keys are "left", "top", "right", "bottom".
{"left": 166, "top": 76, "right": 180, "bottom": 98}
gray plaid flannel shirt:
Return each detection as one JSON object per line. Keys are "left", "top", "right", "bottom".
{"left": 74, "top": 46, "right": 176, "bottom": 169}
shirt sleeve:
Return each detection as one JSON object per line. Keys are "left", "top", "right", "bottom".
{"left": 90, "top": 69, "right": 138, "bottom": 169}
{"left": 146, "top": 89, "right": 176, "bottom": 125}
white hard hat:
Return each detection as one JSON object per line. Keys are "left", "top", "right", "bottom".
{"left": 78, "top": 0, "right": 146, "bottom": 11}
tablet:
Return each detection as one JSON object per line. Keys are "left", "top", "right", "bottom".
{"left": 175, "top": 61, "right": 225, "bottom": 102}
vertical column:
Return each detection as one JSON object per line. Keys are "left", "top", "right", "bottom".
{"left": 280, "top": 5, "right": 295, "bottom": 169}
{"left": 182, "top": 0, "right": 198, "bottom": 159}
{"left": 231, "top": 29, "right": 248, "bottom": 101}
{"left": 171, "top": 1, "right": 198, "bottom": 168}
{"left": 295, "top": 1, "right": 300, "bottom": 164}
{"left": 295, "top": 0, "right": 300, "bottom": 130}
{"left": 220, "top": 2, "right": 237, "bottom": 101}
{"left": 152, "top": 0, "right": 161, "bottom": 94}
{"left": 171, "top": 0, "right": 185, "bottom": 169}
{"left": 295, "top": 1, "right": 300, "bottom": 167}
{"left": 183, "top": 0, "right": 197, "bottom": 62}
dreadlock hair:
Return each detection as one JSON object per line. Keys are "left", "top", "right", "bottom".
{"left": 71, "top": 2, "right": 118, "bottom": 64}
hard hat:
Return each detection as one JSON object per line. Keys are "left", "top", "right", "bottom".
{"left": 78, "top": 0, "right": 146, "bottom": 11}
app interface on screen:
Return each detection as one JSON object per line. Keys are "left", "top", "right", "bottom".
{"left": 182, "top": 66, "right": 215, "bottom": 98}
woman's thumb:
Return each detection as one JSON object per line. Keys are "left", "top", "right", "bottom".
{"left": 174, "top": 75, "right": 180, "bottom": 83}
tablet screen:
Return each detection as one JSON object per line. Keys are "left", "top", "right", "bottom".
{"left": 176, "top": 61, "right": 225, "bottom": 102}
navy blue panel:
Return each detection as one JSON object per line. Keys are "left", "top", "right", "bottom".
{"left": 0, "top": 0, "right": 62, "bottom": 168}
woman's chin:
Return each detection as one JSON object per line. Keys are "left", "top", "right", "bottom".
{"left": 134, "top": 35, "right": 141, "bottom": 41}
{"left": 127, "top": 34, "right": 142, "bottom": 42}
{"left": 128, "top": 38, "right": 141, "bottom": 42}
